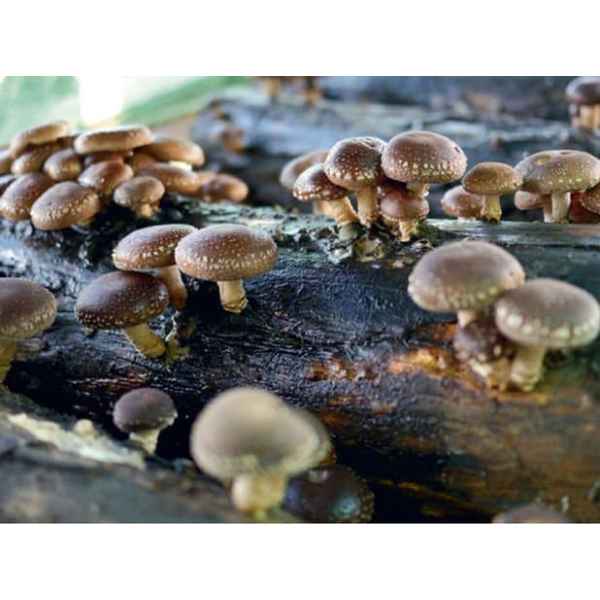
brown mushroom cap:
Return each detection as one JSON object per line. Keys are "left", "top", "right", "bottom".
{"left": 128, "top": 151, "right": 158, "bottom": 173}
{"left": 515, "top": 150, "right": 600, "bottom": 195}
{"left": 293, "top": 163, "right": 347, "bottom": 203}
{"left": 30, "top": 182, "right": 102, "bottom": 230}
{"left": 74, "top": 125, "right": 153, "bottom": 154}
{"left": 137, "top": 163, "right": 202, "bottom": 195}
{"left": 382, "top": 131, "right": 467, "bottom": 184}
{"left": 78, "top": 160, "right": 133, "bottom": 196}
{"left": 0, "top": 278, "right": 57, "bottom": 342}
{"left": 1, "top": 149, "right": 13, "bottom": 174}
{"left": 324, "top": 137, "right": 385, "bottom": 191}
{"left": 11, "top": 141, "right": 66, "bottom": 175}
{"left": 83, "top": 151, "right": 131, "bottom": 168}
{"left": 463, "top": 162, "right": 522, "bottom": 196}
{"left": 113, "top": 388, "right": 177, "bottom": 433}
{"left": 197, "top": 174, "right": 249, "bottom": 203}
{"left": 441, "top": 185, "right": 484, "bottom": 218}
{"left": 9, "top": 120, "right": 71, "bottom": 158}
{"left": 494, "top": 278, "right": 600, "bottom": 350}
{"left": 279, "top": 149, "right": 328, "bottom": 191}
{"left": 514, "top": 190, "right": 547, "bottom": 210}
{"left": 408, "top": 241, "right": 525, "bottom": 314}
{"left": 142, "top": 136, "right": 205, "bottom": 166}
{"left": 378, "top": 180, "right": 429, "bottom": 220}
{"left": 113, "top": 176, "right": 165, "bottom": 212}
{"left": 190, "top": 387, "right": 331, "bottom": 480}
{"left": 0, "top": 173, "right": 54, "bottom": 221}
{"left": 44, "top": 148, "right": 82, "bottom": 181}
{"left": 0, "top": 174, "right": 16, "bottom": 195}
{"left": 75, "top": 271, "right": 169, "bottom": 330}
{"left": 113, "top": 224, "right": 197, "bottom": 271}
{"left": 453, "top": 317, "right": 512, "bottom": 363}
{"left": 175, "top": 224, "right": 278, "bottom": 282}
{"left": 565, "top": 77, "right": 600, "bottom": 106}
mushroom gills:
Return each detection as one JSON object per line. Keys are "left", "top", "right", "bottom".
{"left": 124, "top": 323, "right": 166, "bottom": 358}
{"left": 217, "top": 280, "right": 248, "bottom": 314}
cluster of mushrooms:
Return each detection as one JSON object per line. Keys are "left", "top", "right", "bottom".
{"left": 0, "top": 120, "right": 248, "bottom": 227}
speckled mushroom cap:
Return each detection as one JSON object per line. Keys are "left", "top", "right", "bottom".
{"left": 83, "top": 151, "right": 131, "bottom": 167}
{"left": 30, "top": 182, "right": 102, "bottom": 230}
{"left": 0, "top": 174, "right": 16, "bottom": 195}
{"left": 578, "top": 181, "right": 600, "bottom": 214}
{"left": 142, "top": 136, "right": 205, "bottom": 166}
{"left": 378, "top": 180, "right": 430, "bottom": 220}
{"left": 74, "top": 125, "right": 153, "bottom": 154}
{"left": 9, "top": 120, "right": 71, "bottom": 158}
{"left": 382, "top": 131, "right": 467, "bottom": 184}
{"left": 279, "top": 149, "right": 328, "bottom": 191}
{"left": 565, "top": 77, "right": 600, "bottom": 105}
{"left": 453, "top": 317, "right": 512, "bottom": 363}
{"left": 494, "top": 279, "right": 600, "bottom": 350}
{"left": 137, "top": 163, "right": 202, "bottom": 195}
{"left": 44, "top": 148, "right": 82, "bottom": 181}
{"left": 441, "top": 185, "right": 483, "bottom": 218}
{"left": 324, "top": 137, "right": 386, "bottom": 190}
{"left": 463, "top": 162, "right": 522, "bottom": 195}
{"left": 0, "top": 278, "right": 57, "bottom": 342}
{"left": 514, "top": 190, "right": 547, "bottom": 210}
{"left": 408, "top": 241, "right": 525, "bottom": 314}
{"left": 190, "top": 387, "right": 331, "bottom": 480}
{"left": 78, "top": 160, "right": 133, "bottom": 196}
{"left": 75, "top": 271, "right": 169, "bottom": 330}
{"left": 0, "top": 173, "right": 54, "bottom": 221}
{"left": 293, "top": 163, "right": 347, "bottom": 203}
{"left": 11, "top": 141, "right": 66, "bottom": 175}
{"left": 113, "top": 224, "right": 197, "bottom": 270}
{"left": 175, "top": 224, "right": 278, "bottom": 281}
{"left": 113, "top": 388, "right": 177, "bottom": 433}
{"left": 113, "top": 176, "right": 165, "bottom": 211}
{"left": 198, "top": 174, "right": 249, "bottom": 203}
{"left": 515, "top": 150, "right": 600, "bottom": 195}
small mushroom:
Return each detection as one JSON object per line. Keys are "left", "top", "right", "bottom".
{"left": 112, "top": 224, "right": 197, "bottom": 310}
{"left": 30, "top": 182, "right": 103, "bottom": 230}
{"left": 138, "top": 163, "right": 202, "bottom": 195}
{"left": 515, "top": 150, "right": 600, "bottom": 223}
{"left": 440, "top": 185, "right": 484, "bottom": 220}
{"left": 75, "top": 271, "right": 169, "bottom": 358}
{"left": 324, "top": 137, "right": 386, "bottom": 228}
{"left": 565, "top": 77, "right": 600, "bottom": 130}
{"left": 0, "top": 278, "right": 57, "bottom": 383}
{"left": 175, "top": 224, "right": 277, "bottom": 313}
{"left": 113, "top": 176, "right": 166, "bottom": 218}
{"left": 194, "top": 174, "right": 249, "bottom": 204}
{"left": 11, "top": 141, "right": 66, "bottom": 175}
{"left": 0, "top": 149, "right": 12, "bottom": 174}
{"left": 9, "top": 120, "right": 71, "bottom": 158}
{"left": 494, "top": 278, "right": 600, "bottom": 391}
{"left": 514, "top": 190, "right": 552, "bottom": 222}
{"left": 408, "top": 240, "right": 525, "bottom": 327}
{"left": 44, "top": 148, "right": 83, "bottom": 181}
{"left": 78, "top": 160, "right": 133, "bottom": 197}
{"left": 74, "top": 124, "right": 153, "bottom": 154}
{"left": 279, "top": 149, "right": 328, "bottom": 192}
{"left": 382, "top": 130, "right": 467, "bottom": 199}
{"left": 493, "top": 502, "right": 571, "bottom": 524}
{"left": 0, "top": 173, "right": 54, "bottom": 221}
{"left": 113, "top": 388, "right": 177, "bottom": 454}
{"left": 190, "top": 387, "right": 331, "bottom": 517}
{"left": 142, "top": 135, "right": 205, "bottom": 167}
{"left": 378, "top": 179, "right": 429, "bottom": 241}
{"left": 283, "top": 465, "right": 374, "bottom": 523}
{"left": 462, "top": 162, "right": 522, "bottom": 222}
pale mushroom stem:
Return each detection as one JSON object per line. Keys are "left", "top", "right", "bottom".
{"left": 135, "top": 203, "right": 159, "bottom": 219}
{"left": 326, "top": 197, "right": 359, "bottom": 228}
{"left": 0, "top": 341, "right": 18, "bottom": 384}
{"left": 355, "top": 187, "right": 379, "bottom": 228}
{"left": 542, "top": 200, "right": 554, "bottom": 223}
{"left": 231, "top": 472, "right": 288, "bottom": 518}
{"left": 313, "top": 200, "right": 327, "bottom": 216}
{"left": 157, "top": 265, "right": 188, "bottom": 310}
{"left": 124, "top": 323, "right": 166, "bottom": 358}
{"left": 482, "top": 195, "right": 502, "bottom": 223}
{"left": 509, "top": 345, "right": 546, "bottom": 391}
{"left": 217, "top": 280, "right": 248, "bottom": 314}
{"left": 407, "top": 182, "right": 430, "bottom": 199}
{"left": 129, "top": 429, "right": 161, "bottom": 454}
{"left": 457, "top": 310, "right": 479, "bottom": 327}
{"left": 594, "top": 105, "right": 600, "bottom": 130}
{"left": 398, "top": 219, "right": 419, "bottom": 242}
{"left": 551, "top": 191, "right": 571, "bottom": 223}
{"left": 580, "top": 105, "right": 595, "bottom": 130}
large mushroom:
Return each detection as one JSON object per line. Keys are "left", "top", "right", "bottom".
{"left": 515, "top": 150, "right": 600, "bottom": 223}
{"left": 44, "top": 148, "right": 83, "bottom": 181}
{"left": 75, "top": 271, "right": 169, "bottom": 358}
{"left": 408, "top": 240, "right": 525, "bottom": 327}
{"left": 78, "top": 160, "right": 133, "bottom": 198}
{"left": 440, "top": 185, "right": 484, "bottom": 220}
{"left": 11, "top": 141, "right": 67, "bottom": 175}
{"left": 141, "top": 135, "right": 205, "bottom": 168}
{"left": 494, "top": 279, "right": 600, "bottom": 391}
{"left": 112, "top": 224, "right": 197, "bottom": 310}
{"left": 0, "top": 173, "right": 54, "bottom": 221}
{"left": 113, "top": 176, "right": 166, "bottom": 218}
{"left": 175, "top": 224, "right": 277, "bottom": 314}
{"left": 74, "top": 124, "right": 153, "bottom": 155}
{"left": 565, "top": 77, "right": 600, "bottom": 131}
{"left": 190, "top": 387, "right": 331, "bottom": 517}
{"left": 9, "top": 120, "right": 71, "bottom": 158}
{"left": 0, "top": 279, "right": 57, "bottom": 383}
{"left": 378, "top": 179, "right": 429, "bottom": 241}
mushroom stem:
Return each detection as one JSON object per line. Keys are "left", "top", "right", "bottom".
{"left": 457, "top": 310, "right": 478, "bottom": 327}
{"left": 355, "top": 187, "right": 379, "bottom": 228}
{"left": 594, "top": 105, "right": 600, "bottom": 130}
{"left": 0, "top": 340, "right": 18, "bottom": 383}
{"left": 327, "top": 197, "right": 359, "bottom": 228}
{"left": 124, "top": 323, "right": 166, "bottom": 358}
{"left": 542, "top": 200, "right": 554, "bottom": 223}
{"left": 509, "top": 345, "right": 546, "bottom": 391}
{"left": 217, "top": 280, "right": 248, "bottom": 314}
{"left": 398, "top": 219, "right": 419, "bottom": 242}
{"left": 482, "top": 195, "right": 502, "bottom": 223}
{"left": 157, "top": 266, "right": 188, "bottom": 311}
{"left": 551, "top": 191, "right": 571, "bottom": 223}
{"left": 407, "top": 182, "right": 430, "bottom": 199}
{"left": 136, "top": 204, "right": 158, "bottom": 219}
{"left": 580, "top": 105, "right": 595, "bottom": 130}
{"left": 231, "top": 472, "right": 288, "bottom": 517}
{"left": 129, "top": 428, "right": 161, "bottom": 454}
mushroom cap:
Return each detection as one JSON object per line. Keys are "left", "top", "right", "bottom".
{"left": 453, "top": 317, "right": 512, "bottom": 363}
{"left": 11, "top": 141, "right": 66, "bottom": 175}
{"left": 494, "top": 279, "right": 600, "bottom": 350}
{"left": 175, "top": 224, "right": 278, "bottom": 282}
{"left": 378, "top": 179, "right": 429, "bottom": 220}
{"left": 293, "top": 163, "right": 347, "bottom": 203}
{"left": 493, "top": 503, "right": 571, "bottom": 524}
{"left": 0, "top": 149, "right": 12, "bottom": 174}
{"left": 578, "top": 181, "right": 600, "bottom": 215}
{"left": 143, "top": 136, "right": 205, "bottom": 166}
{"left": 197, "top": 174, "right": 249, "bottom": 203}
{"left": 9, "top": 120, "right": 71, "bottom": 158}
{"left": 408, "top": 240, "right": 525, "bottom": 314}
{"left": 514, "top": 190, "right": 547, "bottom": 211}
{"left": 128, "top": 151, "right": 158, "bottom": 173}
{"left": 137, "top": 163, "right": 202, "bottom": 195}
{"left": 565, "top": 76, "right": 600, "bottom": 105}
{"left": 78, "top": 160, "right": 133, "bottom": 196}
{"left": 279, "top": 149, "right": 328, "bottom": 191}
{"left": 0, "top": 173, "right": 54, "bottom": 221}
{"left": 44, "top": 148, "right": 82, "bottom": 181}
{"left": 441, "top": 185, "right": 484, "bottom": 218}
{"left": 283, "top": 465, "right": 374, "bottom": 523}
{"left": 76, "top": 271, "right": 169, "bottom": 330}
{"left": 74, "top": 125, "right": 153, "bottom": 154}
{"left": 113, "top": 176, "right": 166, "bottom": 211}
{"left": 30, "top": 182, "right": 102, "bottom": 230}
{"left": 515, "top": 150, "right": 600, "bottom": 195}
{"left": 324, "top": 136, "right": 386, "bottom": 191}
{"left": 190, "top": 387, "right": 331, "bottom": 480}
{"left": 113, "top": 224, "right": 197, "bottom": 270}
{"left": 83, "top": 151, "right": 130, "bottom": 168}
{"left": 382, "top": 131, "right": 467, "bottom": 184}
{"left": 463, "top": 162, "right": 522, "bottom": 196}
{"left": 0, "top": 174, "right": 16, "bottom": 195}
{"left": 0, "top": 278, "right": 57, "bottom": 342}
{"left": 113, "top": 388, "right": 177, "bottom": 433}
